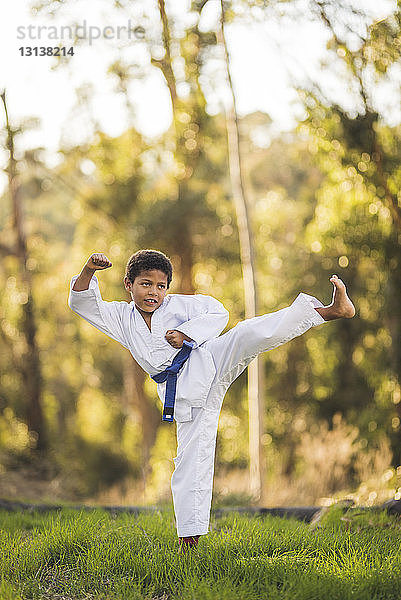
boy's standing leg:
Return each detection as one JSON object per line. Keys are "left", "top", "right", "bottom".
{"left": 172, "top": 397, "right": 226, "bottom": 550}
{"left": 172, "top": 276, "right": 355, "bottom": 547}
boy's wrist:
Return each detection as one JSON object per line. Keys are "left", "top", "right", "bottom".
{"left": 83, "top": 264, "right": 97, "bottom": 274}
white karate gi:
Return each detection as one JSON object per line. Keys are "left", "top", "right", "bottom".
{"left": 68, "top": 275, "right": 325, "bottom": 537}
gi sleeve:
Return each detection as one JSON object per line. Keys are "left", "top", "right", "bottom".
{"left": 174, "top": 294, "right": 229, "bottom": 347}
{"left": 68, "top": 275, "right": 129, "bottom": 349}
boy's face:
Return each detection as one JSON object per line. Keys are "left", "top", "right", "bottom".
{"left": 124, "top": 269, "right": 168, "bottom": 313}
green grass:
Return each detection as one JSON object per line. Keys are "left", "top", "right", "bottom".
{"left": 0, "top": 505, "right": 400, "bottom": 599}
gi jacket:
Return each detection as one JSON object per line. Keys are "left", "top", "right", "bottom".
{"left": 68, "top": 275, "right": 229, "bottom": 422}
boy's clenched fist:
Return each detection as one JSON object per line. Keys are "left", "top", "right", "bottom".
{"left": 86, "top": 253, "right": 112, "bottom": 270}
{"left": 165, "top": 330, "right": 193, "bottom": 349}
{"left": 72, "top": 253, "right": 112, "bottom": 292}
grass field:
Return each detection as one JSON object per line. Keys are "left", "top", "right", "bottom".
{"left": 0, "top": 505, "right": 400, "bottom": 600}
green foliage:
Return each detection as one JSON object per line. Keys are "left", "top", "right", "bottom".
{"left": 363, "top": 12, "right": 401, "bottom": 74}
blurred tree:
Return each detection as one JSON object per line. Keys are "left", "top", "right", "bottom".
{"left": 310, "top": 0, "right": 401, "bottom": 229}
{"left": 150, "top": 0, "right": 218, "bottom": 293}
{"left": 102, "top": 2, "right": 234, "bottom": 486}
{"left": 61, "top": 127, "right": 162, "bottom": 494}
{"left": 218, "top": 0, "right": 263, "bottom": 501}
{"left": 26, "top": 0, "right": 238, "bottom": 496}
{"left": 299, "top": 1, "right": 401, "bottom": 463}
{"left": 0, "top": 91, "right": 46, "bottom": 452}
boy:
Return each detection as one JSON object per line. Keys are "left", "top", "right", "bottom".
{"left": 68, "top": 249, "right": 355, "bottom": 552}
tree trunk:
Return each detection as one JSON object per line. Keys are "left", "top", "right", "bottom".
{"left": 218, "top": 2, "right": 263, "bottom": 500}
{"left": 1, "top": 90, "right": 46, "bottom": 451}
{"left": 153, "top": 0, "right": 195, "bottom": 294}
{"left": 123, "top": 354, "right": 161, "bottom": 496}
{"left": 175, "top": 191, "right": 195, "bottom": 294}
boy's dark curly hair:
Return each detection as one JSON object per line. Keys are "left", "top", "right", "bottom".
{"left": 125, "top": 249, "right": 173, "bottom": 288}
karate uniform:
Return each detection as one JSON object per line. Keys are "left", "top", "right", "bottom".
{"left": 68, "top": 275, "right": 325, "bottom": 537}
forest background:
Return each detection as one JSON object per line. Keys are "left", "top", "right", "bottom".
{"left": 1, "top": 0, "right": 401, "bottom": 511}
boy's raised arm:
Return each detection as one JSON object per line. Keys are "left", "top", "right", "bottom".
{"left": 68, "top": 252, "right": 129, "bottom": 349}
{"left": 72, "top": 253, "right": 112, "bottom": 291}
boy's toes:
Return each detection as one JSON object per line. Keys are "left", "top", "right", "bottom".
{"left": 330, "top": 275, "right": 345, "bottom": 288}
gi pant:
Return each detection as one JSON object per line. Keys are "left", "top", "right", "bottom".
{"left": 171, "top": 293, "right": 326, "bottom": 537}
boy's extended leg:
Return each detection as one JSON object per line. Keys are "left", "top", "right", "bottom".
{"left": 205, "top": 277, "right": 355, "bottom": 395}
{"left": 204, "top": 291, "right": 326, "bottom": 395}
{"left": 171, "top": 278, "right": 355, "bottom": 541}
{"left": 172, "top": 292, "right": 325, "bottom": 539}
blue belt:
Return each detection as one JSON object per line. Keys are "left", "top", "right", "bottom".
{"left": 151, "top": 340, "right": 195, "bottom": 422}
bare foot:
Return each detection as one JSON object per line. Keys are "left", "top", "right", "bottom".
{"left": 316, "top": 275, "right": 356, "bottom": 321}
